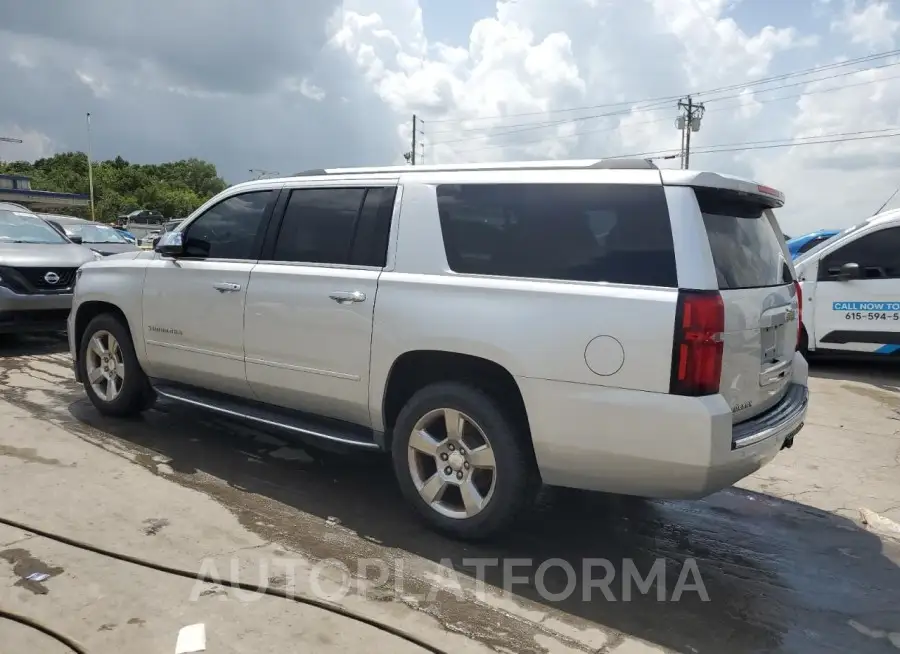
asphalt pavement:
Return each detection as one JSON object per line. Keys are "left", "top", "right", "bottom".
{"left": 0, "top": 333, "right": 898, "bottom": 653}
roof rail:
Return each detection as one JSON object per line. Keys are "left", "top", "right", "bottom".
{"left": 589, "top": 158, "right": 658, "bottom": 170}
{"left": 287, "top": 158, "right": 659, "bottom": 177}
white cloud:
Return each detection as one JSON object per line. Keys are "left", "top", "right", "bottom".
{"left": 332, "top": 0, "right": 900, "bottom": 234}
{"left": 5, "top": 0, "right": 900, "bottom": 237}
{"left": 832, "top": 0, "right": 900, "bottom": 50}
{"left": 282, "top": 77, "right": 328, "bottom": 101}
{"left": 76, "top": 69, "right": 111, "bottom": 98}
{"left": 0, "top": 125, "right": 56, "bottom": 161}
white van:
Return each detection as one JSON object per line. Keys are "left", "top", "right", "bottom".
{"left": 794, "top": 207, "right": 900, "bottom": 355}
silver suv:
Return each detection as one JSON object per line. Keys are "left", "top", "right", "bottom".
{"left": 0, "top": 209, "right": 99, "bottom": 334}
{"left": 69, "top": 160, "right": 808, "bottom": 539}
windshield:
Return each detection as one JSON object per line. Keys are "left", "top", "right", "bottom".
{"left": 0, "top": 210, "right": 69, "bottom": 244}
{"left": 794, "top": 217, "right": 878, "bottom": 264}
{"left": 65, "top": 223, "right": 130, "bottom": 244}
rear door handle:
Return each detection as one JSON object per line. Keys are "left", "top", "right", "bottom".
{"left": 213, "top": 282, "right": 242, "bottom": 293}
{"left": 329, "top": 291, "right": 366, "bottom": 304}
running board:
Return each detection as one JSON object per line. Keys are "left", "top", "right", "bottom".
{"left": 151, "top": 381, "right": 380, "bottom": 450}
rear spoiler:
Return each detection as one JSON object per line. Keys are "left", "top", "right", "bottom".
{"left": 659, "top": 170, "right": 785, "bottom": 209}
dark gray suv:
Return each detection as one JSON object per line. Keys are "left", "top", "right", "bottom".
{"left": 0, "top": 209, "right": 99, "bottom": 333}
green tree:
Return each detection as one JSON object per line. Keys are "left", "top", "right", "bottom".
{"left": 0, "top": 152, "right": 227, "bottom": 223}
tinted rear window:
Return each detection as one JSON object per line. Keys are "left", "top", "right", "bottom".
{"left": 696, "top": 188, "right": 792, "bottom": 289}
{"left": 436, "top": 183, "right": 677, "bottom": 287}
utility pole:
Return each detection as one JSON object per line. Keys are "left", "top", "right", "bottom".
{"left": 404, "top": 114, "right": 422, "bottom": 165}
{"left": 86, "top": 113, "right": 96, "bottom": 221}
{"left": 676, "top": 96, "right": 705, "bottom": 169}
{"left": 411, "top": 114, "right": 417, "bottom": 165}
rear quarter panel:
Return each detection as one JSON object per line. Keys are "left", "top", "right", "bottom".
{"left": 369, "top": 180, "right": 680, "bottom": 431}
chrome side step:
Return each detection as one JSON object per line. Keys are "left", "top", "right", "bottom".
{"left": 152, "top": 382, "right": 380, "bottom": 450}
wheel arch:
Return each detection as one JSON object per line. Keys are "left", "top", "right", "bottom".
{"left": 73, "top": 301, "right": 136, "bottom": 379}
{"left": 379, "top": 349, "right": 534, "bottom": 461}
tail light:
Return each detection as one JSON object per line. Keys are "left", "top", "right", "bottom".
{"left": 793, "top": 280, "right": 803, "bottom": 349}
{"left": 670, "top": 291, "right": 725, "bottom": 396}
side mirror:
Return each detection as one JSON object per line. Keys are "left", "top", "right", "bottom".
{"left": 837, "top": 262, "right": 861, "bottom": 281}
{"left": 69, "top": 235, "right": 84, "bottom": 245}
{"left": 155, "top": 231, "right": 184, "bottom": 256}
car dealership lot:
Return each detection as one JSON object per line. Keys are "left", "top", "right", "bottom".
{"left": 0, "top": 335, "right": 898, "bottom": 654}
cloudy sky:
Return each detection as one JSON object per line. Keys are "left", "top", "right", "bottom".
{"left": 2, "top": 0, "right": 900, "bottom": 235}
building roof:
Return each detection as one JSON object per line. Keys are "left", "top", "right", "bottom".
{"left": 0, "top": 188, "right": 90, "bottom": 209}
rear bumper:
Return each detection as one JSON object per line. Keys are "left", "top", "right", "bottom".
{"left": 0, "top": 287, "right": 72, "bottom": 334}
{"left": 517, "top": 364, "right": 808, "bottom": 499}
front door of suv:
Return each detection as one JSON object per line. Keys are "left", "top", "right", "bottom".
{"left": 141, "top": 189, "right": 277, "bottom": 397}
{"left": 243, "top": 184, "right": 396, "bottom": 426}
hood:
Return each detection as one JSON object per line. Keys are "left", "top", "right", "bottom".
{"left": 88, "top": 242, "right": 141, "bottom": 256}
{"left": 0, "top": 242, "right": 98, "bottom": 268}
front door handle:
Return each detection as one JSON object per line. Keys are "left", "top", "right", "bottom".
{"left": 213, "top": 282, "right": 242, "bottom": 293}
{"left": 329, "top": 291, "right": 366, "bottom": 304}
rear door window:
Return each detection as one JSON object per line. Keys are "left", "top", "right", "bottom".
{"left": 273, "top": 188, "right": 365, "bottom": 264}
{"left": 436, "top": 183, "right": 677, "bottom": 287}
{"left": 696, "top": 188, "right": 792, "bottom": 289}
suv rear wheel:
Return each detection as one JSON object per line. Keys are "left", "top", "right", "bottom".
{"left": 79, "top": 314, "right": 154, "bottom": 417}
{"left": 391, "top": 382, "right": 537, "bottom": 540}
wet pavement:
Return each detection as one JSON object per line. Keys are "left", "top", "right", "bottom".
{"left": 1, "top": 333, "right": 899, "bottom": 653}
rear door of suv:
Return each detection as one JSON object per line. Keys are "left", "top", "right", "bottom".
{"left": 243, "top": 182, "right": 396, "bottom": 427}
{"left": 690, "top": 184, "right": 798, "bottom": 423}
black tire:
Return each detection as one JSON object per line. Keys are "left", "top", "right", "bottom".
{"left": 79, "top": 313, "right": 155, "bottom": 417}
{"left": 391, "top": 382, "right": 538, "bottom": 540}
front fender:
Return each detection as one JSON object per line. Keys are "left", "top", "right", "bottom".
{"left": 72, "top": 260, "right": 150, "bottom": 365}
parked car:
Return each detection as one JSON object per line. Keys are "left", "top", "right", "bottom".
{"left": 139, "top": 231, "right": 161, "bottom": 249}
{"left": 41, "top": 215, "right": 141, "bottom": 256}
{"left": 787, "top": 229, "right": 839, "bottom": 259}
{"left": 119, "top": 209, "right": 166, "bottom": 243}
{"left": 794, "top": 209, "right": 900, "bottom": 356}
{"left": 68, "top": 159, "right": 808, "bottom": 539}
{"left": 0, "top": 208, "right": 99, "bottom": 334}
{"left": 112, "top": 226, "right": 138, "bottom": 244}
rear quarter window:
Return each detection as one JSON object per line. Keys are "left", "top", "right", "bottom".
{"left": 696, "top": 188, "right": 792, "bottom": 289}
{"left": 436, "top": 183, "right": 677, "bottom": 287}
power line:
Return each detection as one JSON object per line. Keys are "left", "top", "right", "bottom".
{"left": 607, "top": 128, "right": 900, "bottom": 160}
{"left": 444, "top": 71, "right": 900, "bottom": 155}
{"left": 428, "top": 59, "right": 900, "bottom": 147}
{"left": 423, "top": 48, "right": 900, "bottom": 125}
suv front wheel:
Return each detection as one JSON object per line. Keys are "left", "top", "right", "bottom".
{"left": 79, "top": 313, "right": 154, "bottom": 417}
{"left": 391, "top": 382, "right": 537, "bottom": 540}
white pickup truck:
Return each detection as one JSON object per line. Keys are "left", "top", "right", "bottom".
{"left": 68, "top": 159, "right": 808, "bottom": 539}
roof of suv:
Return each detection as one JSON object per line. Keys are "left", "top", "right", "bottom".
{"left": 291, "top": 158, "right": 661, "bottom": 176}
{"left": 232, "top": 158, "right": 785, "bottom": 208}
